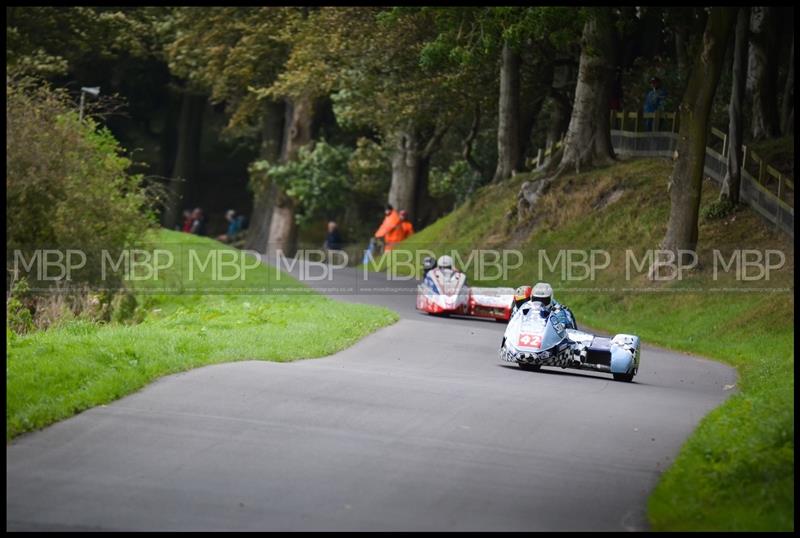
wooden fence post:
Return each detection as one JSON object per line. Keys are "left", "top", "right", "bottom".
{"left": 653, "top": 111, "right": 660, "bottom": 132}
{"left": 634, "top": 111, "right": 639, "bottom": 133}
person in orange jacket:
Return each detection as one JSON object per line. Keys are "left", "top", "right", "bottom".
{"left": 374, "top": 204, "right": 401, "bottom": 251}
{"left": 398, "top": 209, "right": 414, "bottom": 240}
{"left": 383, "top": 209, "right": 415, "bottom": 251}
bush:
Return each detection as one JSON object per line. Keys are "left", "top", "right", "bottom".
{"left": 702, "top": 198, "right": 736, "bottom": 221}
{"left": 251, "top": 140, "right": 354, "bottom": 226}
{"left": 429, "top": 160, "right": 484, "bottom": 203}
{"left": 348, "top": 137, "right": 391, "bottom": 197}
{"left": 6, "top": 277, "right": 34, "bottom": 334}
{"left": 6, "top": 75, "right": 157, "bottom": 290}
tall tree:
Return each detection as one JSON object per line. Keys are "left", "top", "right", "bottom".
{"left": 493, "top": 41, "right": 522, "bottom": 182}
{"left": 162, "top": 90, "right": 205, "bottom": 229}
{"left": 245, "top": 100, "right": 285, "bottom": 252}
{"left": 780, "top": 32, "right": 794, "bottom": 136}
{"left": 662, "top": 7, "right": 736, "bottom": 258}
{"left": 266, "top": 95, "right": 316, "bottom": 255}
{"left": 271, "top": 7, "right": 475, "bottom": 224}
{"left": 164, "top": 7, "right": 295, "bottom": 252}
{"left": 665, "top": 8, "right": 709, "bottom": 94}
{"left": 747, "top": 7, "right": 781, "bottom": 140}
{"left": 421, "top": 7, "right": 579, "bottom": 184}
{"left": 545, "top": 59, "right": 576, "bottom": 150}
{"left": 556, "top": 7, "right": 618, "bottom": 174}
{"left": 720, "top": 7, "right": 749, "bottom": 205}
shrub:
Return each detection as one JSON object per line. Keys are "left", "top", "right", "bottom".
{"left": 6, "top": 277, "right": 34, "bottom": 334}
{"left": 251, "top": 140, "right": 354, "bottom": 226}
{"left": 702, "top": 198, "right": 737, "bottom": 221}
{"left": 6, "top": 75, "right": 158, "bottom": 290}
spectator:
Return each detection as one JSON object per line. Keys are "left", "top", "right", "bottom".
{"left": 643, "top": 76, "right": 667, "bottom": 131}
{"left": 374, "top": 204, "right": 400, "bottom": 252}
{"left": 398, "top": 210, "right": 414, "bottom": 240}
{"left": 181, "top": 209, "right": 193, "bottom": 233}
{"left": 323, "top": 220, "right": 344, "bottom": 251}
{"left": 217, "top": 209, "right": 241, "bottom": 243}
{"left": 383, "top": 208, "right": 413, "bottom": 251}
{"left": 190, "top": 207, "right": 207, "bottom": 236}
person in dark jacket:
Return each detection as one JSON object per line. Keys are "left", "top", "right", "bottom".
{"left": 324, "top": 220, "right": 343, "bottom": 251}
{"left": 190, "top": 207, "right": 207, "bottom": 236}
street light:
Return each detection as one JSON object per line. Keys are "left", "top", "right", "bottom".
{"left": 79, "top": 86, "right": 100, "bottom": 121}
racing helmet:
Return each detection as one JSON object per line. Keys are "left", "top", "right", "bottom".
{"left": 514, "top": 285, "right": 532, "bottom": 302}
{"left": 437, "top": 255, "right": 454, "bottom": 270}
{"left": 531, "top": 282, "right": 553, "bottom": 307}
{"left": 422, "top": 256, "right": 437, "bottom": 272}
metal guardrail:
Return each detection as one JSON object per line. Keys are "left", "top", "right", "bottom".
{"left": 526, "top": 111, "right": 794, "bottom": 236}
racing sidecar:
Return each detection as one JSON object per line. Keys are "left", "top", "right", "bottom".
{"left": 499, "top": 299, "right": 641, "bottom": 381}
{"left": 415, "top": 265, "right": 515, "bottom": 322}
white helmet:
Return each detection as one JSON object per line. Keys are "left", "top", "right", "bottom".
{"left": 437, "top": 255, "right": 454, "bottom": 270}
{"left": 531, "top": 282, "right": 553, "bottom": 307}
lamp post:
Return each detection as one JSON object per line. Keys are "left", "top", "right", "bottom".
{"left": 78, "top": 86, "right": 100, "bottom": 121}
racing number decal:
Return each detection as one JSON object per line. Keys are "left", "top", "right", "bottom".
{"left": 518, "top": 334, "right": 542, "bottom": 348}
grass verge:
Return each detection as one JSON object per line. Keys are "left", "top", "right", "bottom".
{"left": 6, "top": 229, "right": 398, "bottom": 440}
{"left": 376, "top": 157, "right": 794, "bottom": 531}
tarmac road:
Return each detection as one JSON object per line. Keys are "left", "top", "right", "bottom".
{"left": 6, "top": 261, "right": 737, "bottom": 531}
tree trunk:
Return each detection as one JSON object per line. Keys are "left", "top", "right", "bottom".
{"left": 493, "top": 42, "right": 522, "bottom": 182}
{"left": 720, "top": 8, "right": 749, "bottom": 205}
{"left": 413, "top": 154, "right": 434, "bottom": 227}
{"left": 389, "top": 128, "right": 421, "bottom": 215}
{"left": 557, "top": 9, "right": 617, "bottom": 173}
{"left": 662, "top": 7, "right": 736, "bottom": 259}
{"left": 163, "top": 92, "right": 205, "bottom": 229}
{"left": 462, "top": 104, "right": 485, "bottom": 180}
{"left": 780, "top": 32, "right": 794, "bottom": 135}
{"left": 747, "top": 7, "right": 780, "bottom": 140}
{"left": 518, "top": 56, "right": 553, "bottom": 166}
{"left": 267, "top": 96, "right": 315, "bottom": 257}
{"left": 675, "top": 24, "right": 690, "bottom": 76}
{"left": 244, "top": 100, "right": 284, "bottom": 253}
{"left": 546, "top": 62, "right": 574, "bottom": 149}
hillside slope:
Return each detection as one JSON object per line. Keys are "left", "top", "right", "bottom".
{"left": 387, "top": 157, "right": 794, "bottom": 531}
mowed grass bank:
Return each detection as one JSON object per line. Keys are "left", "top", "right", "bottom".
{"left": 6, "top": 229, "right": 398, "bottom": 440}
{"left": 378, "top": 157, "right": 794, "bottom": 531}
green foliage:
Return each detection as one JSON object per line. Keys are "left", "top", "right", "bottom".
{"left": 429, "top": 161, "right": 485, "bottom": 202}
{"left": 7, "top": 7, "right": 160, "bottom": 77}
{"left": 347, "top": 137, "right": 391, "bottom": 197}
{"left": 163, "top": 7, "right": 294, "bottom": 135}
{"left": 419, "top": 7, "right": 583, "bottom": 69}
{"left": 110, "top": 292, "right": 140, "bottom": 324}
{"left": 253, "top": 141, "right": 354, "bottom": 225}
{"left": 6, "top": 278, "right": 34, "bottom": 335}
{"left": 701, "top": 198, "right": 736, "bottom": 220}
{"left": 6, "top": 76, "right": 158, "bottom": 287}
